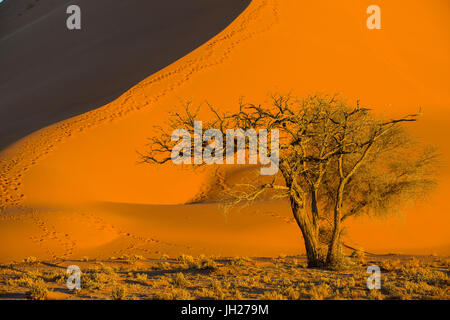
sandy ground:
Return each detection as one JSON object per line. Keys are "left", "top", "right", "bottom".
{"left": 0, "top": 0, "right": 449, "bottom": 264}
{"left": 0, "top": 254, "right": 448, "bottom": 300}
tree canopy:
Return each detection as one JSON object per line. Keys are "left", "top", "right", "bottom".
{"left": 141, "top": 94, "right": 439, "bottom": 268}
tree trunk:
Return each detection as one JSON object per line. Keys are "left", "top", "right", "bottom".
{"left": 326, "top": 182, "right": 345, "bottom": 267}
{"left": 326, "top": 229, "right": 342, "bottom": 267}
{"left": 290, "top": 196, "right": 323, "bottom": 267}
{"left": 302, "top": 226, "right": 323, "bottom": 268}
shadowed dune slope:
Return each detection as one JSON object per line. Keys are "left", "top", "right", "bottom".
{"left": 0, "top": 0, "right": 250, "bottom": 149}
{"left": 0, "top": 0, "right": 449, "bottom": 262}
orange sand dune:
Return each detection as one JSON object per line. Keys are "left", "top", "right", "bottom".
{"left": 0, "top": 0, "right": 449, "bottom": 262}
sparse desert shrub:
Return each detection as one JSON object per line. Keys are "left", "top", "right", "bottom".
{"left": 222, "top": 280, "right": 232, "bottom": 290}
{"left": 401, "top": 265, "right": 448, "bottom": 286}
{"left": 262, "top": 290, "right": 285, "bottom": 300}
{"left": 350, "top": 249, "right": 366, "bottom": 265}
{"left": 131, "top": 255, "right": 145, "bottom": 261}
{"left": 155, "top": 261, "right": 172, "bottom": 270}
{"left": 197, "top": 257, "right": 218, "bottom": 271}
{"left": 282, "top": 287, "right": 300, "bottom": 300}
{"left": 83, "top": 268, "right": 118, "bottom": 291}
{"left": 28, "top": 270, "right": 43, "bottom": 279}
{"left": 235, "top": 277, "right": 248, "bottom": 288}
{"left": 333, "top": 278, "right": 346, "bottom": 290}
{"left": 95, "top": 265, "right": 115, "bottom": 274}
{"left": 207, "top": 279, "right": 226, "bottom": 299}
{"left": 11, "top": 274, "right": 40, "bottom": 288}
{"left": 327, "top": 254, "right": 350, "bottom": 271}
{"left": 348, "top": 276, "right": 358, "bottom": 287}
{"left": 231, "top": 256, "right": 251, "bottom": 266}
{"left": 178, "top": 254, "right": 195, "bottom": 265}
{"left": 382, "top": 283, "right": 405, "bottom": 299}
{"left": 111, "top": 286, "right": 127, "bottom": 300}
{"left": 49, "top": 270, "right": 67, "bottom": 284}
{"left": 171, "top": 288, "right": 192, "bottom": 300}
{"left": 403, "top": 280, "right": 439, "bottom": 298}
{"left": 197, "top": 288, "right": 216, "bottom": 299}
{"left": 290, "top": 258, "right": 304, "bottom": 268}
{"left": 248, "top": 277, "right": 260, "bottom": 288}
{"left": 261, "top": 274, "right": 272, "bottom": 284}
{"left": 380, "top": 259, "right": 402, "bottom": 271}
{"left": 220, "top": 288, "right": 231, "bottom": 299}
{"left": 151, "top": 291, "right": 172, "bottom": 300}
{"left": 273, "top": 262, "right": 283, "bottom": 270}
{"left": 443, "top": 258, "right": 450, "bottom": 268}
{"left": 367, "top": 289, "right": 383, "bottom": 300}
{"left": 23, "top": 256, "right": 38, "bottom": 264}
{"left": 431, "top": 287, "right": 450, "bottom": 300}
{"left": 232, "top": 288, "right": 243, "bottom": 300}
{"left": 278, "top": 278, "right": 292, "bottom": 288}
{"left": 155, "top": 277, "right": 171, "bottom": 288}
{"left": 151, "top": 287, "right": 192, "bottom": 300}
{"left": 160, "top": 254, "right": 170, "bottom": 260}
{"left": 309, "top": 283, "right": 332, "bottom": 300}
{"left": 70, "top": 288, "right": 84, "bottom": 296}
{"left": 209, "top": 279, "right": 222, "bottom": 290}
{"left": 341, "top": 287, "right": 352, "bottom": 298}
{"left": 407, "top": 257, "right": 422, "bottom": 268}
{"left": 135, "top": 273, "right": 148, "bottom": 283}
{"left": 26, "top": 281, "right": 48, "bottom": 300}
{"left": 172, "top": 272, "right": 189, "bottom": 288}
{"left": 83, "top": 276, "right": 104, "bottom": 290}
{"left": 278, "top": 253, "right": 287, "bottom": 259}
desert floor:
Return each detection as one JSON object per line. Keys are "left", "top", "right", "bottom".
{"left": 0, "top": 0, "right": 449, "bottom": 281}
{"left": 0, "top": 253, "right": 448, "bottom": 300}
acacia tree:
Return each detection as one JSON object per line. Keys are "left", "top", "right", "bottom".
{"left": 140, "top": 94, "right": 438, "bottom": 268}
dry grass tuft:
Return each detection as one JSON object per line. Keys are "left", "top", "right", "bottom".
{"left": 111, "top": 285, "right": 127, "bottom": 300}
{"left": 309, "top": 283, "right": 332, "bottom": 300}
{"left": 0, "top": 254, "right": 447, "bottom": 300}
{"left": 172, "top": 272, "right": 189, "bottom": 288}
{"left": 23, "top": 256, "right": 38, "bottom": 265}
{"left": 26, "top": 280, "right": 48, "bottom": 300}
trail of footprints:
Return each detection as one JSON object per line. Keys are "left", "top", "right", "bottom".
{"left": 28, "top": 210, "right": 77, "bottom": 260}
{"left": 5, "top": 207, "right": 187, "bottom": 260}
{"left": 83, "top": 212, "right": 192, "bottom": 257}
